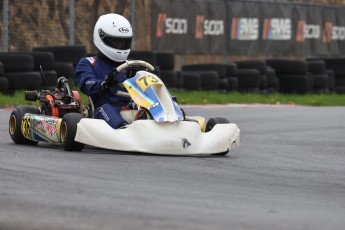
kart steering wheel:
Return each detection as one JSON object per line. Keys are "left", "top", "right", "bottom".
{"left": 116, "top": 60, "right": 155, "bottom": 77}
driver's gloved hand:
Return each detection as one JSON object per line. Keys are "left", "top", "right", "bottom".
{"left": 101, "top": 69, "right": 118, "bottom": 91}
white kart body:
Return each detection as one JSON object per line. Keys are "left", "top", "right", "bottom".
{"left": 75, "top": 117, "right": 240, "bottom": 155}
{"left": 74, "top": 60, "right": 240, "bottom": 155}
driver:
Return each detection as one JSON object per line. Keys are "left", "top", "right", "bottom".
{"left": 75, "top": 13, "right": 133, "bottom": 129}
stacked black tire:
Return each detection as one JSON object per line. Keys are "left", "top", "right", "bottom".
{"left": 0, "top": 53, "right": 41, "bottom": 91}
{"left": 266, "top": 59, "right": 313, "bottom": 94}
{"left": 307, "top": 57, "right": 345, "bottom": 93}
{"left": 236, "top": 60, "right": 280, "bottom": 93}
{"left": 0, "top": 62, "right": 9, "bottom": 93}
{"left": 129, "top": 50, "right": 179, "bottom": 89}
{"left": 32, "top": 45, "right": 87, "bottom": 87}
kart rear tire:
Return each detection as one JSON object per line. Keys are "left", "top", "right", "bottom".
{"left": 205, "top": 117, "right": 230, "bottom": 132}
{"left": 60, "top": 113, "right": 84, "bottom": 151}
{"left": 9, "top": 106, "right": 40, "bottom": 145}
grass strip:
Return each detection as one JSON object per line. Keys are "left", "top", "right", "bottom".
{"left": 1, "top": 90, "right": 345, "bottom": 107}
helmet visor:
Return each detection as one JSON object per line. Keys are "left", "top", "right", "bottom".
{"left": 99, "top": 29, "right": 132, "bottom": 50}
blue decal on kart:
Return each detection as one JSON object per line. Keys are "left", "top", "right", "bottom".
{"left": 126, "top": 80, "right": 155, "bottom": 105}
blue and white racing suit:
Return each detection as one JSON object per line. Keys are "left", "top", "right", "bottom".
{"left": 75, "top": 55, "right": 130, "bottom": 129}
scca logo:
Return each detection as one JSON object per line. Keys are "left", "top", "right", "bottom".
{"left": 195, "top": 15, "right": 224, "bottom": 39}
{"left": 263, "top": 18, "right": 291, "bottom": 40}
{"left": 322, "top": 22, "right": 345, "bottom": 43}
{"left": 231, "top": 18, "right": 259, "bottom": 40}
{"left": 156, "top": 13, "right": 188, "bottom": 38}
{"left": 296, "top": 20, "right": 320, "bottom": 42}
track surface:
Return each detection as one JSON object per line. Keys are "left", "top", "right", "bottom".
{"left": 1, "top": 105, "right": 344, "bottom": 230}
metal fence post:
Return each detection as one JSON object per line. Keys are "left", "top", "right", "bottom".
{"left": 2, "top": 0, "right": 9, "bottom": 52}
{"left": 69, "top": 0, "right": 75, "bottom": 45}
{"left": 131, "top": 0, "right": 136, "bottom": 50}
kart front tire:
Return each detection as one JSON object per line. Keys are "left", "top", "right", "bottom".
{"left": 206, "top": 117, "right": 231, "bottom": 156}
{"left": 60, "top": 113, "right": 84, "bottom": 151}
{"left": 205, "top": 117, "right": 230, "bottom": 132}
{"left": 9, "top": 106, "right": 40, "bottom": 145}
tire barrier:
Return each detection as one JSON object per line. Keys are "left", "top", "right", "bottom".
{"left": 159, "top": 70, "right": 178, "bottom": 88}
{"left": 128, "top": 50, "right": 157, "bottom": 66}
{"left": 4, "top": 72, "right": 41, "bottom": 90}
{"left": 0, "top": 62, "right": 3, "bottom": 75}
{"left": 32, "top": 45, "right": 87, "bottom": 68}
{"left": 40, "top": 70, "right": 58, "bottom": 89}
{"left": 235, "top": 69, "right": 261, "bottom": 93}
{"left": 180, "top": 72, "right": 201, "bottom": 91}
{"left": 326, "top": 70, "right": 335, "bottom": 92}
{"left": 0, "top": 77, "right": 9, "bottom": 93}
{"left": 266, "top": 67, "right": 280, "bottom": 93}
{"left": 307, "top": 60, "right": 330, "bottom": 92}
{"left": 53, "top": 62, "right": 75, "bottom": 84}
{"left": 156, "top": 52, "right": 175, "bottom": 70}
{"left": 307, "top": 57, "right": 345, "bottom": 93}
{"left": 227, "top": 77, "right": 239, "bottom": 92}
{"left": 276, "top": 74, "right": 313, "bottom": 94}
{"left": 266, "top": 59, "right": 313, "bottom": 94}
{"left": 236, "top": 60, "right": 270, "bottom": 92}
{"left": 0, "top": 53, "right": 34, "bottom": 72}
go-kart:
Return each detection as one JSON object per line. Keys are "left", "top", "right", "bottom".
{"left": 9, "top": 60, "right": 240, "bottom": 156}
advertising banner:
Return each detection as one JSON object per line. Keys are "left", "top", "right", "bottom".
{"left": 151, "top": 0, "right": 345, "bottom": 56}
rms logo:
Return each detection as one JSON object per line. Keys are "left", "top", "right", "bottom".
{"left": 263, "top": 18, "right": 291, "bottom": 40}
{"left": 231, "top": 18, "right": 259, "bottom": 40}
{"left": 156, "top": 13, "right": 187, "bottom": 38}
{"left": 195, "top": 15, "right": 224, "bottom": 39}
{"left": 296, "top": 20, "right": 320, "bottom": 42}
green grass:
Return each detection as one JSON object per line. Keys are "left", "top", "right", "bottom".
{"left": 1, "top": 90, "right": 345, "bottom": 107}
{"left": 172, "top": 90, "right": 345, "bottom": 106}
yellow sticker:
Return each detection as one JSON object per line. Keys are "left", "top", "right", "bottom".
{"left": 135, "top": 73, "right": 163, "bottom": 92}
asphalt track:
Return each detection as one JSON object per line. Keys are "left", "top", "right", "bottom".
{"left": 0, "top": 105, "right": 344, "bottom": 230}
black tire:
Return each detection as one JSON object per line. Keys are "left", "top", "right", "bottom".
{"left": 4, "top": 72, "right": 41, "bottom": 90}
{"left": 181, "top": 72, "right": 201, "bottom": 90}
{"left": 60, "top": 113, "right": 84, "bottom": 151}
{"left": 182, "top": 64, "right": 227, "bottom": 79}
{"left": 53, "top": 62, "right": 75, "bottom": 79}
{"left": 206, "top": 117, "right": 230, "bottom": 132}
{"left": 225, "top": 63, "right": 237, "bottom": 76}
{"left": 0, "top": 77, "right": 9, "bottom": 92}
{"left": 311, "top": 74, "right": 329, "bottom": 90}
{"left": 236, "top": 60, "right": 267, "bottom": 74}
{"left": 205, "top": 119, "right": 231, "bottom": 155}
{"left": 128, "top": 51, "right": 157, "bottom": 66}
{"left": 33, "top": 45, "right": 87, "bottom": 67}
{"left": 0, "top": 62, "right": 4, "bottom": 74}
{"left": 31, "top": 51, "right": 55, "bottom": 71}
{"left": 218, "top": 78, "right": 228, "bottom": 90}
{"left": 156, "top": 52, "right": 175, "bottom": 70}
{"left": 277, "top": 74, "right": 312, "bottom": 94}
{"left": 159, "top": 70, "right": 178, "bottom": 88}
{"left": 227, "top": 77, "right": 239, "bottom": 92}
{"left": 266, "top": 59, "right": 307, "bottom": 75}
{"left": 40, "top": 70, "right": 58, "bottom": 88}
{"left": 183, "top": 71, "right": 219, "bottom": 90}
{"left": 326, "top": 70, "right": 335, "bottom": 91}
{"left": 9, "top": 106, "right": 40, "bottom": 145}
{"left": 307, "top": 60, "right": 326, "bottom": 74}
{"left": 236, "top": 69, "right": 261, "bottom": 92}
{"left": 0, "top": 53, "right": 34, "bottom": 72}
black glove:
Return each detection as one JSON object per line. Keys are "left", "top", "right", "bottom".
{"left": 101, "top": 69, "right": 118, "bottom": 91}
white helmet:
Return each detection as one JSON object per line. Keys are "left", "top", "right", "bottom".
{"left": 93, "top": 13, "right": 132, "bottom": 62}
